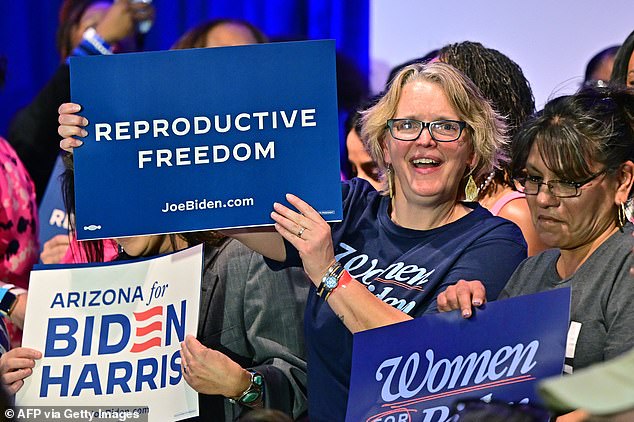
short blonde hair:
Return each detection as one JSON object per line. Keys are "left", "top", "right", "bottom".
{"left": 360, "top": 62, "right": 508, "bottom": 195}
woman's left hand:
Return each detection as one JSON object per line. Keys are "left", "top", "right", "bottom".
{"left": 271, "top": 193, "right": 335, "bottom": 285}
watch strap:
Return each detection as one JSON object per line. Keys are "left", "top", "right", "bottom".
{"left": 229, "top": 370, "right": 263, "bottom": 407}
{"left": 317, "top": 262, "right": 352, "bottom": 301}
{"left": 0, "top": 288, "right": 17, "bottom": 317}
{"left": 316, "top": 262, "right": 342, "bottom": 298}
{"left": 325, "top": 269, "right": 352, "bottom": 301}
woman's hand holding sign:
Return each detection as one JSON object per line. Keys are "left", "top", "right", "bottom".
{"left": 0, "top": 347, "right": 42, "bottom": 394}
{"left": 58, "top": 102, "right": 87, "bottom": 152}
{"left": 271, "top": 194, "right": 336, "bottom": 287}
{"left": 436, "top": 280, "right": 487, "bottom": 318}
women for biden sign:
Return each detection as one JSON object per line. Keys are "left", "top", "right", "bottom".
{"left": 346, "top": 289, "right": 570, "bottom": 422}
{"left": 17, "top": 246, "right": 203, "bottom": 421}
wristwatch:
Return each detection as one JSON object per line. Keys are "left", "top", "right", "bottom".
{"left": 317, "top": 262, "right": 349, "bottom": 301}
{"left": 229, "top": 370, "right": 263, "bottom": 407}
{"left": 0, "top": 284, "right": 25, "bottom": 317}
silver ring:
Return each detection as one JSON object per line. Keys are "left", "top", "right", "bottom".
{"left": 297, "top": 227, "right": 306, "bottom": 238}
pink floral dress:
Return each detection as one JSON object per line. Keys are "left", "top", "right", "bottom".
{"left": 0, "top": 137, "right": 38, "bottom": 289}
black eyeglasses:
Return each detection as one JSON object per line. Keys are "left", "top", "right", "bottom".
{"left": 386, "top": 118, "right": 467, "bottom": 142}
{"left": 450, "top": 398, "right": 551, "bottom": 422}
{"left": 514, "top": 169, "right": 607, "bottom": 198}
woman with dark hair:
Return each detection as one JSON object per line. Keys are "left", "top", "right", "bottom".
{"left": 583, "top": 45, "right": 619, "bottom": 88}
{"left": 172, "top": 18, "right": 268, "bottom": 49}
{"left": 439, "top": 85, "right": 634, "bottom": 376}
{"left": 610, "top": 29, "right": 634, "bottom": 87}
{"left": 438, "top": 41, "right": 548, "bottom": 256}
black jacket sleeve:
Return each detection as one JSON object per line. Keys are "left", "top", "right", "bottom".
{"left": 8, "top": 64, "right": 71, "bottom": 202}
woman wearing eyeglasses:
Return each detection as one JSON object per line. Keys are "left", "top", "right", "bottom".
{"left": 58, "top": 62, "right": 527, "bottom": 421}
{"left": 438, "top": 86, "right": 634, "bottom": 376}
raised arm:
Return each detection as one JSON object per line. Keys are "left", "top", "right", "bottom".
{"left": 271, "top": 194, "right": 411, "bottom": 333}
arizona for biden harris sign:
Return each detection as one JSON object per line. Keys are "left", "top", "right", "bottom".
{"left": 70, "top": 40, "right": 342, "bottom": 240}
{"left": 16, "top": 245, "right": 203, "bottom": 421}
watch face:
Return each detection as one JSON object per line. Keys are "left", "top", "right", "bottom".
{"left": 324, "top": 275, "right": 338, "bottom": 290}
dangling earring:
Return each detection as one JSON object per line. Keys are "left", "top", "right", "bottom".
{"left": 617, "top": 202, "right": 627, "bottom": 230}
{"left": 465, "top": 173, "right": 479, "bottom": 202}
{"left": 386, "top": 165, "right": 394, "bottom": 199}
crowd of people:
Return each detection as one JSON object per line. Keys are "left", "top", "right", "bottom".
{"left": 1, "top": 1, "right": 634, "bottom": 421}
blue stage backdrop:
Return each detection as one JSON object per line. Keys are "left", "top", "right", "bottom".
{"left": 0, "top": 0, "right": 369, "bottom": 139}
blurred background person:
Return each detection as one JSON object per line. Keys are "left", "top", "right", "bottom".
{"left": 438, "top": 41, "right": 548, "bottom": 256}
{"left": 344, "top": 100, "right": 381, "bottom": 190}
{"left": 0, "top": 58, "right": 38, "bottom": 291}
{"left": 172, "top": 18, "right": 267, "bottom": 48}
{"left": 582, "top": 45, "right": 619, "bottom": 88}
{"left": 41, "top": 16, "right": 267, "bottom": 266}
{"left": 8, "top": 0, "right": 155, "bottom": 203}
{"left": 0, "top": 56, "right": 38, "bottom": 351}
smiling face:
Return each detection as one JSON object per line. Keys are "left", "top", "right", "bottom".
{"left": 385, "top": 79, "right": 474, "bottom": 206}
{"left": 524, "top": 142, "right": 618, "bottom": 250}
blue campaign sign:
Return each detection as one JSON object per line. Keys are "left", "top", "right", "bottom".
{"left": 346, "top": 288, "right": 571, "bottom": 422}
{"left": 70, "top": 40, "right": 342, "bottom": 240}
{"left": 38, "top": 154, "right": 68, "bottom": 251}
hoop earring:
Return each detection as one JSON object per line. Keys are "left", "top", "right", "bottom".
{"left": 465, "top": 174, "right": 479, "bottom": 202}
{"left": 618, "top": 202, "right": 627, "bottom": 230}
{"left": 386, "top": 165, "right": 394, "bottom": 199}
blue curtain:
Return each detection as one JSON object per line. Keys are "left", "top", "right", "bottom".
{"left": 0, "top": 0, "right": 368, "bottom": 138}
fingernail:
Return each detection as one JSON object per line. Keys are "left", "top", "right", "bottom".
{"left": 82, "top": 118, "right": 89, "bottom": 126}
{"left": 72, "top": 104, "right": 81, "bottom": 112}
{"left": 80, "top": 130, "right": 88, "bottom": 137}
{"left": 473, "top": 300, "right": 482, "bottom": 306}
{"left": 462, "top": 311, "right": 471, "bottom": 318}
{"left": 76, "top": 140, "right": 84, "bottom": 146}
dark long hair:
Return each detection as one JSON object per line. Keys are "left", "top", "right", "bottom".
{"left": 439, "top": 41, "right": 535, "bottom": 193}
{"left": 56, "top": 0, "right": 100, "bottom": 59}
{"left": 511, "top": 86, "right": 634, "bottom": 197}
{"left": 611, "top": 30, "right": 634, "bottom": 86}
{"left": 172, "top": 18, "right": 268, "bottom": 50}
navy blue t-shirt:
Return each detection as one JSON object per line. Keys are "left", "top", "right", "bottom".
{"left": 274, "top": 178, "right": 527, "bottom": 421}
